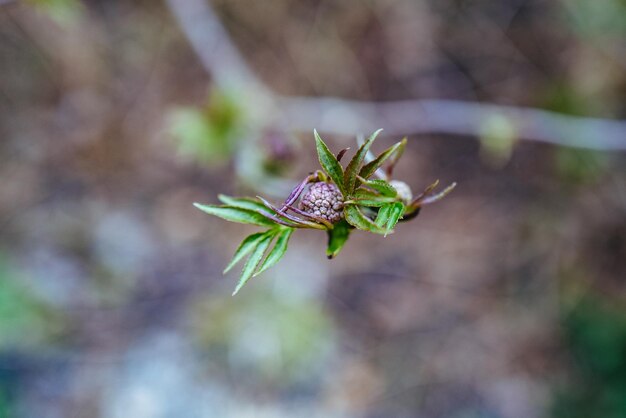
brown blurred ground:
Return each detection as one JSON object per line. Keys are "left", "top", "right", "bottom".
{"left": 0, "top": 1, "right": 625, "bottom": 417}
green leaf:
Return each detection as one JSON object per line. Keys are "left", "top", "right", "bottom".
{"left": 352, "top": 199, "right": 396, "bottom": 207}
{"left": 385, "top": 202, "right": 405, "bottom": 234}
{"left": 326, "top": 219, "right": 351, "bottom": 259}
{"left": 218, "top": 195, "right": 276, "bottom": 213}
{"left": 314, "top": 130, "right": 345, "bottom": 194}
{"left": 359, "top": 178, "right": 398, "bottom": 197}
{"left": 194, "top": 203, "right": 277, "bottom": 227}
{"left": 223, "top": 232, "right": 267, "bottom": 273}
{"left": 375, "top": 203, "right": 393, "bottom": 227}
{"left": 217, "top": 195, "right": 299, "bottom": 228}
{"left": 232, "top": 233, "right": 275, "bottom": 295}
{"left": 359, "top": 137, "right": 406, "bottom": 179}
{"left": 344, "top": 205, "right": 388, "bottom": 235}
{"left": 375, "top": 202, "right": 404, "bottom": 236}
{"left": 354, "top": 189, "right": 379, "bottom": 199}
{"left": 386, "top": 137, "right": 407, "bottom": 177}
{"left": 352, "top": 189, "right": 398, "bottom": 207}
{"left": 254, "top": 228, "right": 294, "bottom": 276}
{"left": 344, "top": 129, "right": 382, "bottom": 194}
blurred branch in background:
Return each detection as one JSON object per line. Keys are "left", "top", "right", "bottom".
{"left": 166, "top": 0, "right": 626, "bottom": 152}
{"left": 165, "top": 0, "right": 273, "bottom": 115}
{"left": 279, "top": 97, "right": 626, "bottom": 151}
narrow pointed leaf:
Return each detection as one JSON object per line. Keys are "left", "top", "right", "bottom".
{"left": 344, "top": 204, "right": 388, "bottom": 235}
{"left": 326, "top": 219, "right": 351, "bottom": 259}
{"left": 257, "top": 196, "right": 326, "bottom": 230}
{"left": 286, "top": 205, "right": 334, "bottom": 229}
{"left": 351, "top": 199, "right": 398, "bottom": 207}
{"left": 254, "top": 228, "right": 294, "bottom": 276}
{"left": 194, "top": 203, "right": 276, "bottom": 227}
{"left": 223, "top": 232, "right": 266, "bottom": 273}
{"left": 358, "top": 178, "right": 397, "bottom": 197}
{"left": 354, "top": 189, "right": 389, "bottom": 200}
{"left": 314, "top": 130, "right": 345, "bottom": 193}
{"left": 282, "top": 171, "right": 324, "bottom": 209}
{"left": 412, "top": 180, "right": 440, "bottom": 202}
{"left": 336, "top": 147, "right": 350, "bottom": 162}
{"left": 217, "top": 195, "right": 299, "bottom": 227}
{"left": 344, "top": 129, "right": 382, "bottom": 194}
{"left": 356, "top": 133, "right": 378, "bottom": 169}
{"left": 375, "top": 203, "right": 393, "bottom": 227}
{"left": 218, "top": 195, "right": 276, "bottom": 214}
{"left": 352, "top": 189, "right": 398, "bottom": 206}
{"left": 360, "top": 138, "right": 406, "bottom": 180}
{"left": 413, "top": 182, "right": 457, "bottom": 206}
{"left": 386, "top": 137, "right": 407, "bottom": 177}
{"left": 384, "top": 202, "right": 405, "bottom": 235}
{"left": 232, "top": 233, "right": 274, "bottom": 295}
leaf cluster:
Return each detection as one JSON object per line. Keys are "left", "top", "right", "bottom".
{"left": 194, "top": 197, "right": 294, "bottom": 295}
{"left": 194, "top": 130, "right": 455, "bottom": 295}
{"left": 314, "top": 129, "right": 408, "bottom": 248}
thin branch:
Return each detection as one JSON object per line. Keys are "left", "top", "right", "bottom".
{"left": 278, "top": 97, "right": 626, "bottom": 151}
{"left": 165, "top": 0, "right": 273, "bottom": 107}
{"left": 166, "top": 0, "right": 626, "bottom": 152}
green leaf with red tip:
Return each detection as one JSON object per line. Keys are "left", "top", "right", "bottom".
{"left": 415, "top": 182, "right": 457, "bottom": 206}
{"left": 314, "top": 130, "right": 345, "bottom": 194}
{"left": 359, "top": 137, "right": 406, "bottom": 180}
{"left": 344, "top": 129, "right": 382, "bottom": 194}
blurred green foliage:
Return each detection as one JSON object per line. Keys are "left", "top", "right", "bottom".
{"left": 553, "top": 294, "right": 626, "bottom": 418}
{"left": 27, "top": 0, "right": 82, "bottom": 25}
{"left": 0, "top": 392, "right": 11, "bottom": 418}
{"left": 555, "top": 148, "right": 609, "bottom": 186}
{"left": 0, "top": 256, "right": 64, "bottom": 349}
{"left": 190, "top": 289, "right": 334, "bottom": 382}
{"left": 168, "top": 90, "right": 244, "bottom": 166}
{"left": 563, "top": 0, "right": 626, "bottom": 38}
{"left": 542, "top": 83, "right": 611, "bottom": 186}
{"left": 543, "top": 83, "right": 592, "bottom": 117}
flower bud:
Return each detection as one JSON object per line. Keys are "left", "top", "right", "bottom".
{"left": 299, "top": 182, "right": 344, "bottom": 223}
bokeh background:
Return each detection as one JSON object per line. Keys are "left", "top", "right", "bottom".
{"left": 1, "top": 0, "right": 626, "bottom": 417}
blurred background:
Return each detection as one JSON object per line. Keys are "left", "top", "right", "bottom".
{"left": 1, "top": 0, "right": 626, "bottom": 417}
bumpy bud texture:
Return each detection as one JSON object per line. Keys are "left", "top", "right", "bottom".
{"left": 299, "top": 182, "right": 344, "bottom": 223}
